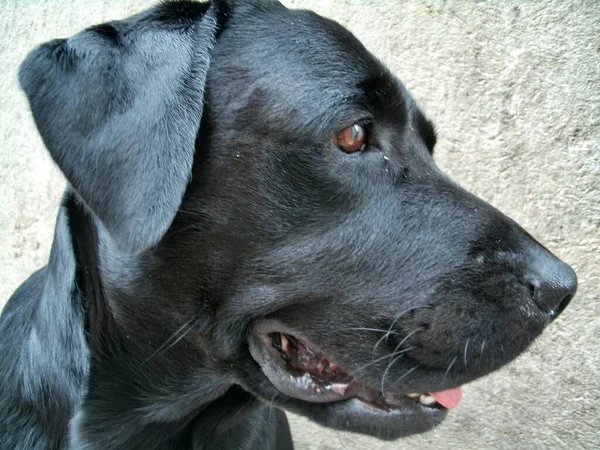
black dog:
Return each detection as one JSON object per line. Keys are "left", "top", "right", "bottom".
{"left": 0, "top": 1, "right": 577, "bottom": 449}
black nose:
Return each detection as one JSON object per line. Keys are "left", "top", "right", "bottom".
{"left": 523, "top": 251, "right": 577, "bottom": 318}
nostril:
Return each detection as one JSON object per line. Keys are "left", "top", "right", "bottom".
{"left": 554, "top": 293, "right": 573, "bottom": 317}
{"left": 525, "top": 278, "right": 539, "bottom": 300}
{"left": 523, "top": 260, "right": 577, "bottom": 318}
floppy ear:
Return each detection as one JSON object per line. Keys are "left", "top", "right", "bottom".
{"left": 19, "top": 1, "right": 227, "bottom": 254}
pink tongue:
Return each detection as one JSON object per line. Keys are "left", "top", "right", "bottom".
{"left": 429, "top": 387, "right": 462, "bottom": 409}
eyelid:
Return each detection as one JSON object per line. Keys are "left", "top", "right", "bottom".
{"left": 334, "top": 117, "right": 373, "bottom": 140}
{"left": 331, "top": 110, "right": 374, "bottom": 134}
{"left": 346, "top": 116, "right": 373, "bottom": 132}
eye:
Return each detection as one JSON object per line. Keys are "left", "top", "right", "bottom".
{"left": 333, "top": 123, "right": 367, "bottom": 153}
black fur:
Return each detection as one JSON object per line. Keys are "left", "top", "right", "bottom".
{"left": 1, "top": 1, "right": 576, "bottom": 449}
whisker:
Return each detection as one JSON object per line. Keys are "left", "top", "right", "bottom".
{"left": 396, "top": 364, "right": 420, "bottom": 383}
{"left": 388, "top": 326, "right": 425, "bottom": 357}
{"left": 353, "top": 326, "right": 423, "bottom": 377}
{"left": 142, "top": 316, "right": 200, "bottom": 365}
{"left": 477, "top": 339, "right": 488, "bottom": 369}
{"left": 375, "top": 305, "right": 432, "bottom": 352}
{"left": 349, "top": 346, "right": 415, "bottom": 376}
{"left": 265, "top": 393, "right": 277, "bottom": 427}
{"left": 387, "top": 305, "right": 433, "bottom": 334}
{"left": 463, "top": 338, "right": 471, "bottom": 370}
{"left": 232, "top": 397, "right": 255, "bottom": 421}
{"left": 372, "top": 333, "right": 391, "bottom": 354}
{"left": 339, "top": 327, "right": 402, "bottom": 335}
{"left": 176, "top": 208, "right": 204, "bottom": 217}
{"left": 443, "top": 356, "right": 457, "bottom": 382}
{"left": 377, "top": 326, "right": 424, "bottom": 394}
{"left": 380, "top": 351, "right": 409, "bottom": 396}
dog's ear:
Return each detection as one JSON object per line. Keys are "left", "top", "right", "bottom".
{"left": 19, "top": 2, "right": 227, "bottom": 254}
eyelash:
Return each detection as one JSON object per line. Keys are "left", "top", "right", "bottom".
{"left": 358, "top": 119, "right": 375, "bottom": 146}
{"left": 356, "top": 118, "right": 373, "bottom": 135}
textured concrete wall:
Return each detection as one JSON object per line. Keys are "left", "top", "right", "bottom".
{"left": 1, "top": 1, "right": 598, "bottom": 448}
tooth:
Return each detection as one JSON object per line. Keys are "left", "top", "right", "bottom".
{"left": 281, "top": 334, "right": 289, "bottom": 353}
{"left": 331, "top": 383, "right": 349, "bottom": 396}
{"left": 419, "top": 394, "right": 436, "bottom": 406}
{"left": 406, "top": 393, "right": 420, "bottom": 398}
{"left": 272, "top": 335, "right": 280, "bottom": 348}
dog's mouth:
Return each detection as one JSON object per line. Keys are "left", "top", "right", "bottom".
{"left": 268, "top": 332, "right": 461, "bottom": 409}
{"left": 248, "top": 322, "right": 462, "bottom": 417}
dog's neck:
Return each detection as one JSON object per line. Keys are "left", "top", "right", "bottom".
{"left": 40, "top": 192, "right": 274, "bottom": 449}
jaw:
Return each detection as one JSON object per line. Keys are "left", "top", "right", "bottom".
{"left": 246, "top": 319, "right": 449, "bottom": 439}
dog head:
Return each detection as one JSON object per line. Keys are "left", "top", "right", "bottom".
{"left": 19, "top": 0, "right": 576, "bottom": 441}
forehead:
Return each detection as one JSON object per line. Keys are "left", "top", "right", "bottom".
{"left": 210, "top": 4, "right": 412, "bottom": 133}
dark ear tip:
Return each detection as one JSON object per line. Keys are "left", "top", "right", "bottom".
{"left": 18, "top": 39, "right": 67, "bottom": 97}
{"left": 18, "top": 46, "right": 44, "bottom": 95}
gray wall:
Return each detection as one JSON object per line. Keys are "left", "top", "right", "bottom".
{"left": 1, "top": 1, "right": 598, "bottom": 448}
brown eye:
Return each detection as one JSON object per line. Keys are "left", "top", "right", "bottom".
{"left": 333, "top": 123, "right": 367, "bottom": 153}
